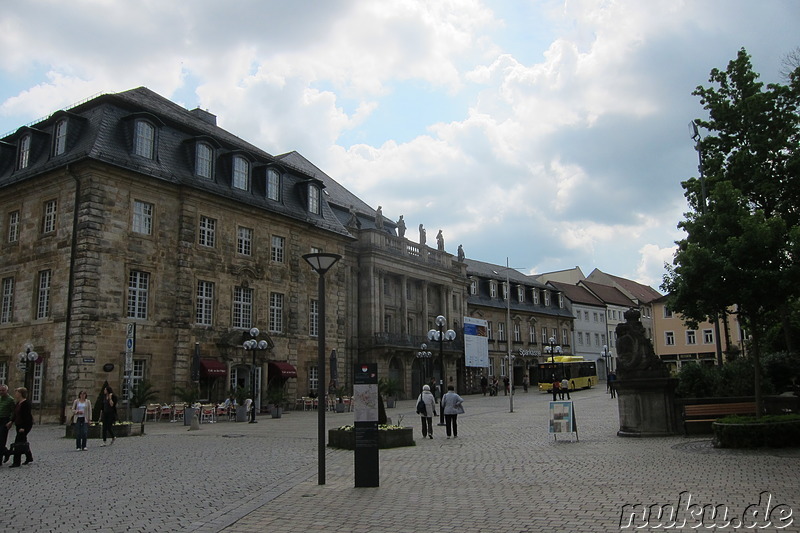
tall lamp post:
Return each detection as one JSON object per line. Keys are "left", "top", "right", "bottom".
{"left": 243, "top": 328, "right": 269, "bottom": 423}
{"left": 428, "top": 315, "right": 456, "bottom": 427}
{"left": 416, "top": 343, "right": 432, "bottom": 391}
{"left": 601, "top": 344, "right": 612, "bottom": 391}
{"left": 544, "top": 336, "right": 562, "bottom": 390}
{"left": 303, "top": 252, "right": 342, "bottom": 486}
{"left": 18, "top": 343, "right": 39, "bottom": 393}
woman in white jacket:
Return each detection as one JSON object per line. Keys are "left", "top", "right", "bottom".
{"left": 416, "top": 385, "right": 437, "bottom": 439}
{"left": 440, "top": 385, "right": 464, "bottom": 439}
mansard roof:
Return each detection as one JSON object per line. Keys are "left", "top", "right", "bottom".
{"left": 0, "top": 87, "right": 354, "bottom": 239}
{"left": 547, "top": 281, "right": 605, "bottom": 307}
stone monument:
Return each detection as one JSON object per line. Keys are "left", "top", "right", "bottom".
{"left": 615, "top": 308, "right": 679, "bottom": 437}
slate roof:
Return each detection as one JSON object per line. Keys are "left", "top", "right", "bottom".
{"left": 547, "top": 281, "right": 605, "bottom": 307}
{"left": 0, "top": 87, "right": 356, "bottom": 239}
{"left": 579, "top": 280, "right": 636, "bottom": 307}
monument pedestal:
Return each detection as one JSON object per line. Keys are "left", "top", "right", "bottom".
{"left": 616, "top": 377, "right": 679, "bottom": 437}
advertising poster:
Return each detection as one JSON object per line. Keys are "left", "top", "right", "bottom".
{"left": 549, "top": 401, "right": 578, "bottom": 441}
{"left": 463, "top": 316, "right": 489, "bottom": 367}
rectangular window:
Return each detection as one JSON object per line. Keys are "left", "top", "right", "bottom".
{"left": 502, "top": 283, "right": 508, "bottom": 300}
{"left": 490, "top": 283, "right": 497, "bottom": 298}
{"left": 0, "top": 361, "right": 7, "bottom": 386}
{"left": 542, "top": 327, "right": 548, "bottom": 343}
{"left": 267, "top": 169, "right": 281, "bottom": 201}
{"left": 32, "top": 361, "right": 43, "bottom": 403}
{"left": 594, "top": 333, "right": 600, "bottom": 347}
{"left": 577, "top": 332, "right": 584, "bottom": 345}
{"left": 127, "top": 270, "right": 149, "bottom": 319}
{"left": 470, "top": 280, "right": 477, "bottom": 295}
{"left": 269, "top": 292, "right": 283, "bottom": 333}
{"left": 593, "top": 312, "right": 599, "bottom": 322}
{"left": 584, "top": 311, "right": 589, "bottom": 321}
{"left": 233, "top": 286, "right": 253, "bottom": 329}
{"left": 703, "top": 329, "right": 714, "bottom": 344}
{"left": 271, "top": 235, "right": 285, "bottom": 262}
{"left": 196, "top": 281, "right": 214, "bottom": 325}
{"left": 308, "top": 185, "right": 320, "bottom": 214}
{"left": 36, "top": 270, "right": 51, "bottom": 319}
{"left": 123, "top": 359, "right": 145, "bottom": 402}
{"left": 558, "top": 294, "right": 563, "bottom": 308}
{"left": 54, "top": 119, "right": 68, "bottom": 156}
{"left": 237, "top": 226, "right": 253, "bottom": 256}
{"left": 497, "top": 322, "right": 505, "bottom": 341}
{"left": 309, "top": 366, "right": 319, "bottom": 395}
{"left": 18, "top": 135, "right": 30, "bottom": 169}
{"left": 134, "top": 121, "right": 155, "bottom": 159}
{"left": 532, "top": 290, "right": 539, "bottom": 305}
{"left": 665, "top": 331, "right": 675, "bottom": 346}
{"left": 529, "top": 325, "right": 536, "bottom": 343}
{"left": 1, "top": 277, "right": 14, "bottom": 323}
{"left": 664, "top": 307, "right": 673, "bottom": 318}
{"left": 487, "top": 322, "right": 493, "bottom": 340}
{"left": 196, "top": 143, "right": 213, "bottom": 178}
{"left": 133, "top": 200, "right": 153, "bottom": 235}
{"left": 562, "top": 329, "right": 569, "bottom": 345}
{"left": 198, "top": 216, "right": 216, "bottom": 248}
{"left": 544, "top": 291, "right": 551, "bottom": 306}
{"left": 686, "top": 330, "right": 697, "bottom": 345}
{"left": 42, "top": 199, "right": 57, "bottom": 234}
{"left": 7, "top": 211, "right": 20, "bottom": 243}
{"left": 233, "top": 156, "right": 249, "bottom": 190}
{"left": 309, "top": 299, "right": 319, "bottom": 337}
{"left": 517, "top": 286, "right": 525, "bottom": 302}
{"left": 383, "top": 314, "right": 391, "bottom": 333}
{"left": 513, "top": 323, "right": 521, "bottom": 342}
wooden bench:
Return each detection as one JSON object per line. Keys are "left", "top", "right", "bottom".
{"left": 682, "top": 402, "right": 757, "bottom": 435}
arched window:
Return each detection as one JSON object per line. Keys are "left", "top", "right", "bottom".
{"left": 266, "top": 168, "right": 281, "bottom": 201}
{"left": 134, "top": 120, "right": 155, "bottom": 159}
{"left": 195, "top": 143, "right": 213, "bottom": 179}
{"left": 18, "top": 134, "right": 31, "bottom": 169}
{"left": 308, "top": 184, "right": 320, "bottom": 214}
{"left": 53, "top": 119, "right": 68, "bottom": 156}
{"left": 232, "top": 156, "right": 249, "bottom": 190}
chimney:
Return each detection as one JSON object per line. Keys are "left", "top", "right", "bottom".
{"left": 190, "top": 108, "right": 217, "bottom": 126}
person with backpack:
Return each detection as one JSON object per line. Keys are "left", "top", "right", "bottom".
{"left": 416, "top": 385, "right": 437, "bottom": 439}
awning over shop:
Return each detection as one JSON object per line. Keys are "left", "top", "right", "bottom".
{"left": 200, "top": 359, "right": 227, "bottom": 377}
{"left": 268, "top": 361, "right": 297, "bottom": 379}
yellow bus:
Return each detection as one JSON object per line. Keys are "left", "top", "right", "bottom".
{"left": 537, "top": 356, "right": 597, "bottom": 392}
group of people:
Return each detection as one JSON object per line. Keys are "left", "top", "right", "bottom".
{"left": 551, "top": 378, "right": 572, "bottom": 401}
{"left": 0, "top": 385, "right": 34, "bottom": 467}
{"left": 416, "top": 384, "right": 464, "bottom": 439}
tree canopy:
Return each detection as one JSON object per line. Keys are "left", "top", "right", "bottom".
{"left": 663, "top": 48, "right": 800, "bottom": 349}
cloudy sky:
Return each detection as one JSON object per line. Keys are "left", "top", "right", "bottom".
{"left": 1, "top": 0, "right": 797, "bottom": 289}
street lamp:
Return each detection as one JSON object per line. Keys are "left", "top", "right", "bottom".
{"left": 601, "top": 344, "right": 612, "bottom": 391}
{"left": 544, "top": 336, "right": 562, "bottom": 363}
{"left": 243, "top": 328, "right": 269, "bottom": 423}
{"left": 303, "top": 252, "right": 342, "bottom": 486}
{"left": 17, "top": 343, "right": 38, "bottom": 392}
{"left": 428, "top": 315, "right": 456, "bottom": 427}
{"left": 416, "top": 343, "right": 432, "bottom": 391}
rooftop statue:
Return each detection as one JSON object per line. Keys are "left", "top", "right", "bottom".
{"left": 397, "top": 215, "right": 406, "bottom": 238}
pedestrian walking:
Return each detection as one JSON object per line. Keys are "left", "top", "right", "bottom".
{"left": 561, "top": 378, "right": 571, "bottom": 400}
{"left": 0, "top": 384, "right": 15, "bottom": 464}
{"left": 101, "top": 385, "right": 118, "bottom": 446}
{"left": 416, "top": 385, "right": 437, "bottom": 439}
{"left": 480, "top": 375, "right": 488, "bottom": 396}
{"left": 609, "top": 372, "right": 617, "bottom": 399}
{"left": 70, "top": 391, "right": 93, "bottom": 451}
{"left": 552, "top": 378, "right": 560, "bottom": 401}
{"left": 440, "top": 385, "right": 464, "bottom": 439}
{"left": 522, "top": 375, "right": 529, "bottom": 393}
{"left": 503, "top": 376, "right": 510, "bottom": 396}
{"left": 5, "top": 387, "right": 33, "bottom": 467}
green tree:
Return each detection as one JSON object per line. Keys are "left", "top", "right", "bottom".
{"left": 663, "top": 49, "right": 800, "bottom": 416}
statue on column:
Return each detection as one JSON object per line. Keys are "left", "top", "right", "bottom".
{"left": 457, "top": 244, "right": 465, "bottom": 262}
{"left": 616, "top": 308, "right": 668, "bottom": 379}
{"left": 396, "top": 215, "right": 406, "bottom": 238}
{"left": 419, "top": 224, "right": 426, "bottom": 246}
{"left": 375, "top": 206, "right": 384, "bottom": 230}
{"left": 436, "top": 230, "right": 444, "bottom": 251}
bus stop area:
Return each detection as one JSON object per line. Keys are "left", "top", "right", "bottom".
{"left": 5, "top": 386, "right": 799, "bottom": 532}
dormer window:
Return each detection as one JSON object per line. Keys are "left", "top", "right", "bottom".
{"left": 544, "top": 291, "right": 551, "bottom": 306}
{"left": 267, "top": 169, "right": 281, "bottom": 201}
{"left": 53, "top": 119, "right": 68, "bottom": 156}
{"left": 470, "top": 279, "right": 477, "bottom": 295}
{"left": 558, "top": 293, "right": 564, "bottom": 308}
{"left": 18, "top": 134, "right": 31, "bottom": 169}
{"left": 308, "top": 184, "right": 320, "bottom": 214}
{"left": 502, "top": 282, "right": 508, "bottom": 300}
{"left": 490, "top": 281, "right": 497, "bottom": 298}
{"left": 134, "top": 120, "right": 155, "bottom": 159}
{"left": 232, "top": 156, "right": 249, "bottom": 190}
{"left": 195, "top": 143, "right": 213, "bottom": 179}
{"left": 532, "top": 289, "right": 539, "bottom": 305}
{"left": 517, "top": 286, "right": 525, "bottom": 302}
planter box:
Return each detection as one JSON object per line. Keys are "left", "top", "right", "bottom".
{"left": 65, "top": 423, "right": 140, "bottom": 439}
{"left": 328, "top": 427, "right": 415, "bottom": 450}
{"left": 712, "top": 418, "right": 800, "bottom": 448}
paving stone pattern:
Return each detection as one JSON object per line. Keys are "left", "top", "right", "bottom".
{"left": 4, "top": 389, "right": 799, "bottom": 532}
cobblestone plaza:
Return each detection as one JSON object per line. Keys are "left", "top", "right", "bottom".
{"left": 4, "top": 388, "right": 798, "bottom": 532}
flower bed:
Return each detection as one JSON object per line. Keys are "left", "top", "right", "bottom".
{"left": 712, "top": 414, "right": 800, "bottom": 448}
{"left": 328, "top": 425, "right": 415, "bottom": 450}
{"left": 65, "top": 422, "right": 140, "bottom": 439}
